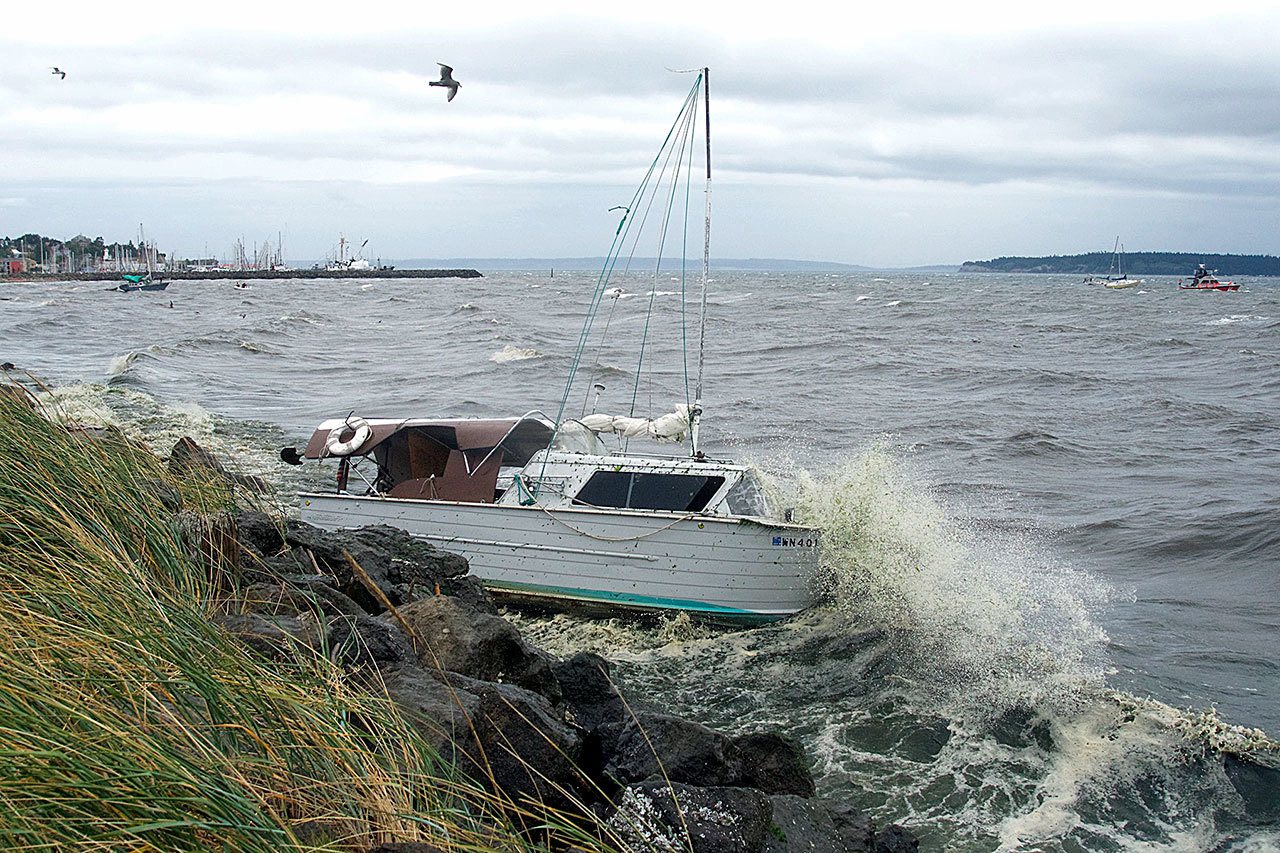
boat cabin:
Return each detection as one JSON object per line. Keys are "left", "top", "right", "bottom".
{"left": 299, "top": 415, "right": 779, "bottom": 519}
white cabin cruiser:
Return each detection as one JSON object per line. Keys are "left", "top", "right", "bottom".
{"left": 288, "top": 69, "right": 822, "bottom": 622}
{"left": 294, "top": 413, "right": 819, "bottom": 623}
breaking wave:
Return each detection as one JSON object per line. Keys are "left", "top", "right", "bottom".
{"left": 789, "top": 447, "right": 1111, "bottom": 717}
{"left": 490, "top": 345, "right": 543, "bottom": 363}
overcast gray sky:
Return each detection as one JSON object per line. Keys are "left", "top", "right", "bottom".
{"left": 4, "top": 0, "right": 1278, "bottom": 266}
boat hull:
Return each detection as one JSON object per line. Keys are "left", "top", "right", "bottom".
{"left": 299, "top": 493, "right": 820, "bottom": 623}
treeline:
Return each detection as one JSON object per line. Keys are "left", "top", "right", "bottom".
{"left": 962, "top": 252, "right": 1280, "bottom": 276}
{"left": 2, "top": 233, "right": 153, "bottom": 274}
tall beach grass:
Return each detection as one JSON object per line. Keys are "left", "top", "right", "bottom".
{"left": 0, "top": 386, "right": 616, "bottom": 851}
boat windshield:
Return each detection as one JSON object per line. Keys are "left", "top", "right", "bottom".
{"left": 573, "top": 470, "right": 725, "bottom": 512}
{"left": 725, "top": 470, "right": 776, "bottom": 518}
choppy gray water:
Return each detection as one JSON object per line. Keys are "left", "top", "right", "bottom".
{"left": 3, "top": 271, "right": 1277, "bottom": 850}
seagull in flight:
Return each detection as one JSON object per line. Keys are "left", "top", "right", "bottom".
{"left": 50, "top": 67, "right": 66, "bottom": 80}
{"left": 430, "top": 63, "right": 460, "bottom": 102}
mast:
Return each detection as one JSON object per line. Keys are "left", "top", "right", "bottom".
{"left": 691, "top": 67, "right": 711, "bottom": 459}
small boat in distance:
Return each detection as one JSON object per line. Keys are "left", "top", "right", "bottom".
{"left": 1179, "top": 264, "right": 1239, "bottom": 291}
{"left": 112, "top": 224, "right": 169, "bottom": 292}
{"left": 1085, "top": 237, "right": 1142, "bottom": 288}
{"left": 285, "top": 69, "right": 822, "bottom": 623}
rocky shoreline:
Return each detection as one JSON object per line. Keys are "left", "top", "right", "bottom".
{"left": 161, "top": 425, "right": 923, "bottom": 850}
{"left": 220, "top": 508, "right": 919, "bottom": 852}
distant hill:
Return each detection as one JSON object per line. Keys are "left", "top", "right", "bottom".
{"left": 962, "top": 252, "right": 1280, "bottom": 276}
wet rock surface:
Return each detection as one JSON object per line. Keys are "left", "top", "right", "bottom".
{"left": 224, "top": 511, "right": 920, "bottom": 850}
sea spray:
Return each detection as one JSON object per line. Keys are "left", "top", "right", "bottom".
{"left": 786, "top": 446, "right": 1112, "bottom": 717}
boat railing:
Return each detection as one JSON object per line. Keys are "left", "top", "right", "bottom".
{"left": 467, "top": 410, "right": 557, "bottom": 474}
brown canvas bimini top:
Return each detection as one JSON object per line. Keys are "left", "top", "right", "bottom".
{"left": 303, "top": 416, "right": 555, "bottom": 465}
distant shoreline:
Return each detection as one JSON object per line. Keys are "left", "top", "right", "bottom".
{"left": 962, "top": 251, "right": 1280, "bottom": 276}
{"left": 1, "top": 268, "right": 483, "bottom": 283}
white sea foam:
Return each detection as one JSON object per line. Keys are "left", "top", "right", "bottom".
{"left": 106, "top": 351, "right": 141, "bottom": 381}
{"left": 490, "top": 345, "right": 542, "bottom": 363}
{"left": 855, "top": 295, "right": 873, "bottom": 302}
{"left": 788, "top": 447, "right": 1112, "bottom": 716}
{"left": 885, "top": 300, "right": 902, "bottom": 307}
{"left": 1205, "top": 315, "right": 1269, "bottom": 326}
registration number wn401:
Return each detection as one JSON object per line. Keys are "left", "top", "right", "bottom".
{"left": 772, "top": 536, "right": 819, "bottom": 548}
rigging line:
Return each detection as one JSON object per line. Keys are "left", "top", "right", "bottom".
{"left": 616, "top": 88, "right": 699, "bottom": 277}
{"left": 680, "top": 81, "right": 701, "bottom": 409}
{"left": 534, "top": 77, "right": 703, "bottom": 496}
{"left": 625, "top": 95, "right": 700, "bottom": 418}
{"left": 622, "top": 102, "right": 700, "bottom": 454}
{"left": 579, "top": 290, "right": 622, "bottom": 417}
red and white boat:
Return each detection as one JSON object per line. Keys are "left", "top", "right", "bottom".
{"left": 1179, "top": 264, "right": 1239, "bottom": 291}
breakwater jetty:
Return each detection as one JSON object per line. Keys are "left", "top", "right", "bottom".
{"left": 6, "top": 268, "right": 482, "bottom": 283}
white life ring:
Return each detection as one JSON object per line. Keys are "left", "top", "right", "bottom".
{"left": 325, "top": 417, "right": 372, "bottom": 457}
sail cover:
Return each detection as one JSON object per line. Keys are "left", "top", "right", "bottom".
{"left": 578, "top": 404, "right": 692, "bottom": 443}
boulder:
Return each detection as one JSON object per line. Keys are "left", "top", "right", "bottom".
{"left": 399, "top": 595, "right": 560, "bottom": 702}
{"left": 326, "top": 614, "right": 414, "bottom": 669}
{"left": 241, "top": 578, "right": 365, "bottom": 620}
{"left": 233, "top": 510, "right": 285, "bottom": 557}
{"left": 381, "top": 665, "right": 480, "bottom": 762}
{"left": 552, "top": 651, "right": 627, "bottom": 732}
{"left": 607, "top": 781, "right": 772, "bottom": 853}
{"left": 444, "top": 674, "right": 588, "bottom": 812}
{"left": 762, "top": 795, "right": 876, "bottom": 852}
{"left": 282, "top": 522, "right": 479, "bottom": 613}
{"left": 602, "top": 713, "right": 740, "bottom": 789}
{"left": 214, "top": 612, "right": 317, "bottom": 660}
{"left": 168, "top": 436, "right": 267, "bottom": 494}
{"left": 734, "top": 732, "right": 815, "bottom": 798}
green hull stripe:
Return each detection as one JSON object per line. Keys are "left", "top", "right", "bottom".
{"left": 481, "top": 579, "right": 789, "bottom": 624}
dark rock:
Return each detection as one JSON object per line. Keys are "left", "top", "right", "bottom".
{"left": 874, "top": 824, "right": 919, "bottom": 853}
{"left": 445, "top": 674, "right": 587, "bottom": 811}
{"left": 608, "top": 781, "right": 772, "bottom": 853}
{"left": 168, "top": 436, "right": 267, "bottom": 494}
{"left": 233, "top": 510, "right": 285, "bottom": 557}
{"left": 602, "top": 713, "right": 740, "bottom": 788}
{"left": 1224, "top": 753, "right": 1280, "bottom": 822}
{"left": 552, "top": 651, "right": 627, "bottom": 732}
{"left": 215, "top": 612, "right": 317, "bottom": 660}
{"left": 241, "top": 578, "right": 365, "bottom": 620}
{"left": 763, "top": 795, "right": 882, "bottom": 852}
{"left": 282, "top": 521, "right": 477, "bottom": 613}
{"left": 399, "top": 595, "right": 560, "bottom": 703}
{"left": 439, "top": 574, "right": 498, "bottom": 614}
{"left": 381, "top": 665, "right": 479, "bottom": 762}
{"left": 326, "top": 614, "right": 413, "bottom": 669}
{"left": 141, "top": 478, "right": 183, "bottom": 512}
{"left": 734, "top": 731, "right": 815, "bottom": 797}
{"left": 0, "top": 382, "right": 33, "bottom": 407}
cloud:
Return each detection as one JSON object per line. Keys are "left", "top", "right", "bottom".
{"left": 4, "top": 4, "right": 1280, "bottom": 262}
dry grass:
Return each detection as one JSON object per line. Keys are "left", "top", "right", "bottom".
{"left": 0, "top": 388, "right": 623, "bottom": 851}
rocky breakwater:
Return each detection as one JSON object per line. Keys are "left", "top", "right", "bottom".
{"left": 219, "top": 506, "right": 919, "bottom": 853}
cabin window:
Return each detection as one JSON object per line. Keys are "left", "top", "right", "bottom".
{"left": 574, "top": 471, "right": 725, "bottom": 512}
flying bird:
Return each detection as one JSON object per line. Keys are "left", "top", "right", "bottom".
{"left": 50, "top": 67, "right": 66, "bottom": 80}
{"left": 430, "top": 63, "right": 460, "bottom": 102}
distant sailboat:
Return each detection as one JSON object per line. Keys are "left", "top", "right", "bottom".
{"left": 1083, "top": 237, "right": 1142, "bottom": 288}
{"left": 114, "top": 224, "right": 169, "bottom": 292}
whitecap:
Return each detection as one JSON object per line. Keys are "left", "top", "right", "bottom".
{"left": 1204, "top": 315, "right": 1267, "bottom": 326}
{"left": 490, "top": 344, "right": 542, "bottom": 363}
